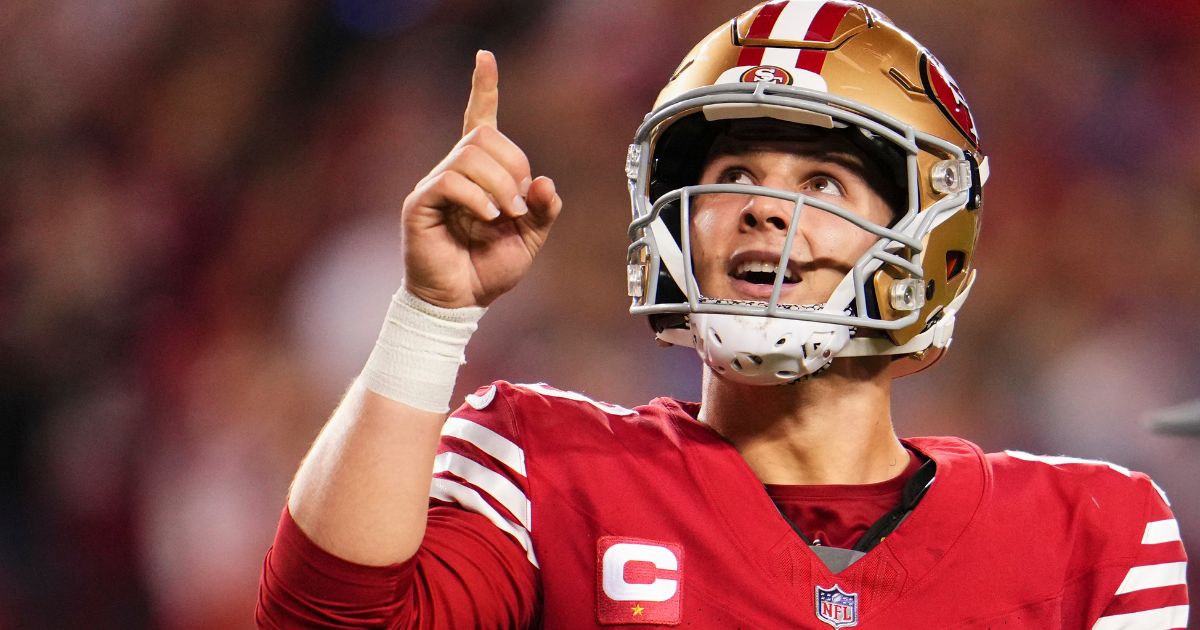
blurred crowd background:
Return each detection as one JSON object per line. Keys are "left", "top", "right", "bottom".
{"left": 1, "top": 0, "right": 1197, "bottom": 627}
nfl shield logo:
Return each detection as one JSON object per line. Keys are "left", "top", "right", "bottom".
{"left": 815, "top": 585, "right": 859, "bottom": 628}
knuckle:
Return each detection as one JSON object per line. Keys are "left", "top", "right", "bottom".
{"left": 463, "top": 126, "right": 490, "bottom": 144}
{"left": 401, "top": 190, "right": 420, "bottom": 211}
{"left": 456, "top": 141, "right": 480, "bottom": 158}
{"left": 454, "top": 143, "right": 483, "bottom": 163}
{"left": 474, "top": 125, "right": 501, "bottom": 143}
{"left": 429, "top": 170, "right": 461, "bottom": 195}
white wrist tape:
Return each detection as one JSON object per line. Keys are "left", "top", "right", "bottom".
{"left": 359, "top": 287, "right": 486, "bottom": 413}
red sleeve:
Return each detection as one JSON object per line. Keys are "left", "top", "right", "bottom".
{"left": 256, "top": 506, "right": 412, "bottom": 629}
{"left": 258, "top": 383, "right": 541, "bottom": 628}
{"left": 1085, "top": 475, "right": 1189, "bottom": 629}
{"left": 257, "top": 505, "right": 539, "bottom": 629}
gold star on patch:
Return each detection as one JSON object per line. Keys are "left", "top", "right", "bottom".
{"left": 631, "top": 604, "right": 645, "bottom": 616}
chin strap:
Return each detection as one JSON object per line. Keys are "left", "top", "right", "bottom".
{"left": 656, "top": 326, "right": 695, "bottom": 348}
{"left": 649, "top": 217, "right": 688, "bottom": 297}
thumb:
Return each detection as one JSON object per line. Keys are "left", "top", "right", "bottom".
{"left": 523, "top": 176, "right": 562, "bottom": 228}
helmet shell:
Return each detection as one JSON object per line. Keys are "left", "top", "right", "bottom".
{"left": 630, "top": 0, "right": 987, "bottom": 378}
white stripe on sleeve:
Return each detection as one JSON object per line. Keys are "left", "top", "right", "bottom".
{"left": 1092, "top": 604, "right": 1189, "bottom": 630}
{"left": 430, "top": 477, "right": 538, "bottom": 568}
{"left": 441, "top": 416, "right": 526, "bottom": 476}
{"left": 1141, "top": 519, "right": 1181, "bottom": 545}
{"left": 1004, "top": 450, "right": 1132, "bottom": 477}
{"left": 1114, "top": 562, "right": 1188, "bottom": 595}
{"left": 517, "top": 383, "right": 636, "bottom": 415}
{"left": 1150, "top": 478, "right": 1171, "bottom": 506}
{"left": 434, "top": 452, "right": 531, "bottom": 530}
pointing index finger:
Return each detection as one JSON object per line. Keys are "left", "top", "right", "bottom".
{"left": 463, "top": 50, "right": 499, "bottom": 137}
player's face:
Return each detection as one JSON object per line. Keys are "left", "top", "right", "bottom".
{"left": 689, "top": 132, "right": 894, "bottom": 306}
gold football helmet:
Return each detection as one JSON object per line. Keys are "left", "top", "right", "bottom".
{"left": 625, "top": 0, "right": 987, "bottom": 383}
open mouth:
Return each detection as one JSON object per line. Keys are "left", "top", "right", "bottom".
{"left": 730, "top": 260, "right": 799, "bottom": 286}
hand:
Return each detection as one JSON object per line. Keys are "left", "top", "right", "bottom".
{"left": 401, "top": 50, "right": 562, "bottom": 308}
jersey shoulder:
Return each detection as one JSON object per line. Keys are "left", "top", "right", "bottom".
{"left": 983, "top": 451, "right": 1188, "bottom": 626}
{"left": 448, "top": 380, "right": 689, "bottom": 446}
{"left": 987, "top": 449, "right": 1171, "bottom": 507}
{"left": 432, "top": 382, "right": 661, "bottom": 569}
{"left": 905, "top": 439, "right": 1174, "bottom": 558}
{"left": 983, "top": 449, "right": 1175, "bottom": 555}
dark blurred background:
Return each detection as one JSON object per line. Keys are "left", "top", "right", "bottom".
{"left": 1, "top": 0, "right": 1197, "bottom": 627}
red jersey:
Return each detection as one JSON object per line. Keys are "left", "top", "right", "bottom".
{"left": 258, "top": 381, "right": 1189, "bottom": 628}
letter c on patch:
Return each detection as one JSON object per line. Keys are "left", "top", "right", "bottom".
{"left": 601, "top": 542, "right": 679, "bottom": 602}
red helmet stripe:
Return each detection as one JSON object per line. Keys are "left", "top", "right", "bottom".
{"left": 747, "top": 1, "right": 789, "bottom": 38}
{"left": 737, "top": 46, "right": 766, "bottom": 67}
{"left": 738, "top": 2, "right": 856, "bottom": 74}
{"left": 795, "top": 1, "right": 854, "bottom": 73}
{"left": 737, "top": 1, "right": 788, "bottom": 66}
{"left": 806, "top": 1, "right": 853, "bottom": 42}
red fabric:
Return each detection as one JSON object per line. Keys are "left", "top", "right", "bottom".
{"left": 1071, "top": 472, "right": 1190, "bottom": 628}
{"left": 256, "top": 505, "right": 538, "bottom": 629}
{"left": 765, "top": 450, "right": 921, "bottom": 549}
{"left": 256, "top": 507, "right": 412, "bottom": 628}
{"left": 258, "top": 382, "right": 1189, "bottom": 628}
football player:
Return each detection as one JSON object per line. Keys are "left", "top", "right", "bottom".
{"left": 258, "top": 2, "right": 1189, "bottom": 628}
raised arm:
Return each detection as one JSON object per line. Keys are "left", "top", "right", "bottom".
{"left": 285, "top": 50, "right": 561, "bottom": 567}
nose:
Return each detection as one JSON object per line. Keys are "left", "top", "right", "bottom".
{"left": 739, "top": 195, "right": 795, "bottom": 233}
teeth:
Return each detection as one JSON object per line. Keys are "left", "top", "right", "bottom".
{"left": 736, "top": 261, "right": 778, "bottom": 275}
{"left": 734, "top": 260, "right": 798, "bottom": 282}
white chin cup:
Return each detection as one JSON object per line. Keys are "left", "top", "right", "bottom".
{"left": 689, "top": 312, "right": 851, "bottom": 386}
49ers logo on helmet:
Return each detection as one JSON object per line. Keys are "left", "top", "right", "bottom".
{"left": 740, "top": 65, "right": 793, "bottom": 85}
{"left": 920, "top": 53, "right": 978, "bottom": 147}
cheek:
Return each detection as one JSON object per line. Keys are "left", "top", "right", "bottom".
{"left": 690, "top": 207, "right": 715, "bottom": 236}
{"left": 806, "top": 216, "right": 879, "bottom": 262}
{"left": 804, "top": 197, "right": 891, "bottom": 261}
{"left": 689, "top": 207, "right": 722, "bottom": 256}
{"left": 688, "top": 207, "right": 729, "bottom": 280}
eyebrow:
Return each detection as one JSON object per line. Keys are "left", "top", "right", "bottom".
{"left": 711, "top": 146, "right": 872, "bottom": 184}
{"left": 705, "top": 141, "right": 904, "bottom": 220}
{"left": 803, "top": 151, "right": 871, "bottom": 182}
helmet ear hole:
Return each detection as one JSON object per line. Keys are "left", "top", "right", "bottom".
{"left": 946, "top": 250, "right": 966, "bottom": 280}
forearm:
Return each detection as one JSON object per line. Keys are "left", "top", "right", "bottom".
{"left": 286, "top": 285, "right": 485, "bottom": 566}
{"left": 261, "top": 50, "right": 555, "bottom": 624}
{"left": 288, "top": 383, "right": 445, "bottom": 566}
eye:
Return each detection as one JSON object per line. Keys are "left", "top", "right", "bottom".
{"left": 803, "top": 175, "right": 845, "bottom": 197}
{"left": 719, "top": 169, "right": 755, "bottom": 186}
